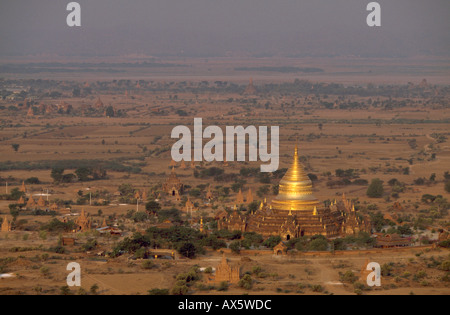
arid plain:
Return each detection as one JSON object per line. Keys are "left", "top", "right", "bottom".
{"left": 0, "top": 57, "right": 449, "bottom": 295}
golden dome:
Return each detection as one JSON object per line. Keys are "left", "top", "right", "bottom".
{"left": 271, "top": 145, "right": 321, "bottom": 212}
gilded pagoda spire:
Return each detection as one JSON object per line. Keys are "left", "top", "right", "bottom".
{"left": 313, "top": 206, "right": 318, "bottom": 216}
{"left": 271, "top": 145, "right": 321, "bottom": 212}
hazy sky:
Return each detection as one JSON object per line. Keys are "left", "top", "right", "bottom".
{"left": 0, "top": 0, "right": 449, "bottom": 57}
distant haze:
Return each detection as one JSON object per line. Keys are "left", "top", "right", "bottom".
{"left": 0, "top": 0, "right": 449, "bottom": 58}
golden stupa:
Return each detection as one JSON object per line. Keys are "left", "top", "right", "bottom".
{"left": 217, "top": 146, "right": 372, "bottom": 240}
{"left": 271, "top": 145, "right": 321, "bottom": 212}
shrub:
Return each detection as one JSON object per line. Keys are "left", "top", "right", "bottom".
{"left": 308, "top": 238, "right": 329, "bottom": 251}
{"left": 340, "top": 271, "right": 358, "bottom": 284}
{"left": 367, "top": 178, "right": 384, "bottom": 198}
{"left": 40, "top": 266, "right": 50, "bottom": 276}
{"left": 229, "top": 241, "right": 241, "bottom": 254}
{"left": 204, "top": 267, "right": 213, "bottom": 274}
{"left": 171, "top": 284, "right": 189, "bottom": 295}
{"left": 217, "top": 282, "right": 229, "bottom": 292}
{"left": 262, "top": 236, "right": 282, "bottom": 249}
{"left": 238, "top": 274, "right": 253, "bottom": 290}
{"left": 142, "top": 260, "right": 156, "bottom": 270}
{"left": 445, "top": 181, "right": 450, "bottom": 193}
{"left": 59, "top": 286, "right": 72, "bottom": 295}
{"left": 148, "top": 289, "right": 169, "bottom": 295}
{"left": 441, "top": 261, "right": 450, "bottom": 272}
{"left": 311, "top": 284, "right": 324, "bottom": 292}
{"left": 90, "top": 284, "right": 99, "bottom": 295}
{"left": 82, "top": 239, "right": 98, "bottom": 252}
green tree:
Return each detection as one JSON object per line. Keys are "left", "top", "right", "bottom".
{"left": 51, "top": 168, "right": 65, "bottom": 184}
{"left": 367, "top": 178, "right": 384, "bottom": 198}
{"left": 9, "top": 204, "right": 19, "bottom": 221}
{"left": 25, "top": 177, "right": 40, "bottom": 185}
{"left": 105, "top": 106, "right": 115, "bottom": 117}
{"left": 238, "top": 274, "right": 253, "bottom": 290}
{"left": 178, "top": 242, "right": 197, "bottom": 259}
{"left": 262, "top": 236, "right": 282, "bottom": 249}
{"left": 148, "top": 288, "right": 169, "bottom": 295}
{"left": 61, "top": 173, "right": 76, "bottom": 183}
{"left": 308, "top": 238, "right": 329, "bottom": 251}
{"left": 11, "top": 144, "right": 20, "bottom": 152}
{"left": 9, "top": 188, "right": 25, "bottom": 201}
{"left": 445, "top": 181, "right": 450, "bottom": 193}
{"left": 90, "top": 284, "right": 99, "bottom": 295}
{"left": 59, "top": 286, "right": 72, "bottom": 295}
{"left": 75, "top": 167, "right": 92, "bottom": 182}
{"left": 229, "top": 241, "right": 241, "bottom": 254}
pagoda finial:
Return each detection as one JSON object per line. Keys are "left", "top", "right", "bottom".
{"left": 313, "top": 206, "right": 318, "bottom": 216}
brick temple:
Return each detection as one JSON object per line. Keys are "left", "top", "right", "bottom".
{"left": 218, "top": 146, "right": 371, "bottom": 240}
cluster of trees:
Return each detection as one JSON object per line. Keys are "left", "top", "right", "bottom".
{"left": 40, "top": 219, "right": 76, "bottom": 233}
{"left": 110, "top": 227, "right": 206, "bottom": 259}
{"left": 109, "top": 227, "right": 377, "bottom": 261}
{"left": 0, "top": 158, "right": 139, "bottom": 174}
{"left": 0, "top": 187, "right": 25, "bottom": 202}
{"left": 51, "top": 167, "right": 107, "bottom": 184}
{"left": 327, "top": 178, "right": 368, "bottom": 188}
{"left": 193, "top": 167, "right": 224, "bottom": 179}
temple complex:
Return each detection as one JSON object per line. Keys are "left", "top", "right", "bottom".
{"left": 26, "top": 197, "right": 37, "bottom": 210}
{"left": 218, "top": 146, "right": 371, "bottom": 240}
{"left": 162, "top": 167, "right": 184, "bottom": 196}
{"left": 218, "top": 205, "right": 247, "bottom": 233}
{"left": 374, "top": 233, "right": 412, "bottom": 248}
{"left": 246, "top": 188, "right": 254, "bottom": 204}
{"left": 37, "top": 196, "right": 46, "bottom": 208}
{"left": 214, "top": 254, "right": 241, "bottom": 284}
{"left": 273, "top": 241, "right": 288, "bottom": 255}
{"left": 75, "top": 209, "right": 92, "bottom": 232}
{"left": 95, "top": 97, "right": 104, "bottom": 108}
{"left": 243, "top": 78, "right": 257, "bottom": 95}
{"left": 27, "top": 107, "right": 34, "bottom": 117}
{"left": 1, "top": 216, "right": 12, "bottom": 232}
{"left": 184, "top": 197, "right": 198, "bottom": 214}
{"left": 236, "top": 189, "right": 244, "bottom": 204}
{"left": 20, "top": 181, "right": 27, "bottom": 193}
{"left": 141, "top": 190, "right": 148, "bottom": 202}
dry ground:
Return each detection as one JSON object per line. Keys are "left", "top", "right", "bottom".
{"left": 0, "top": 57, "right": 449, "bottom": 295}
